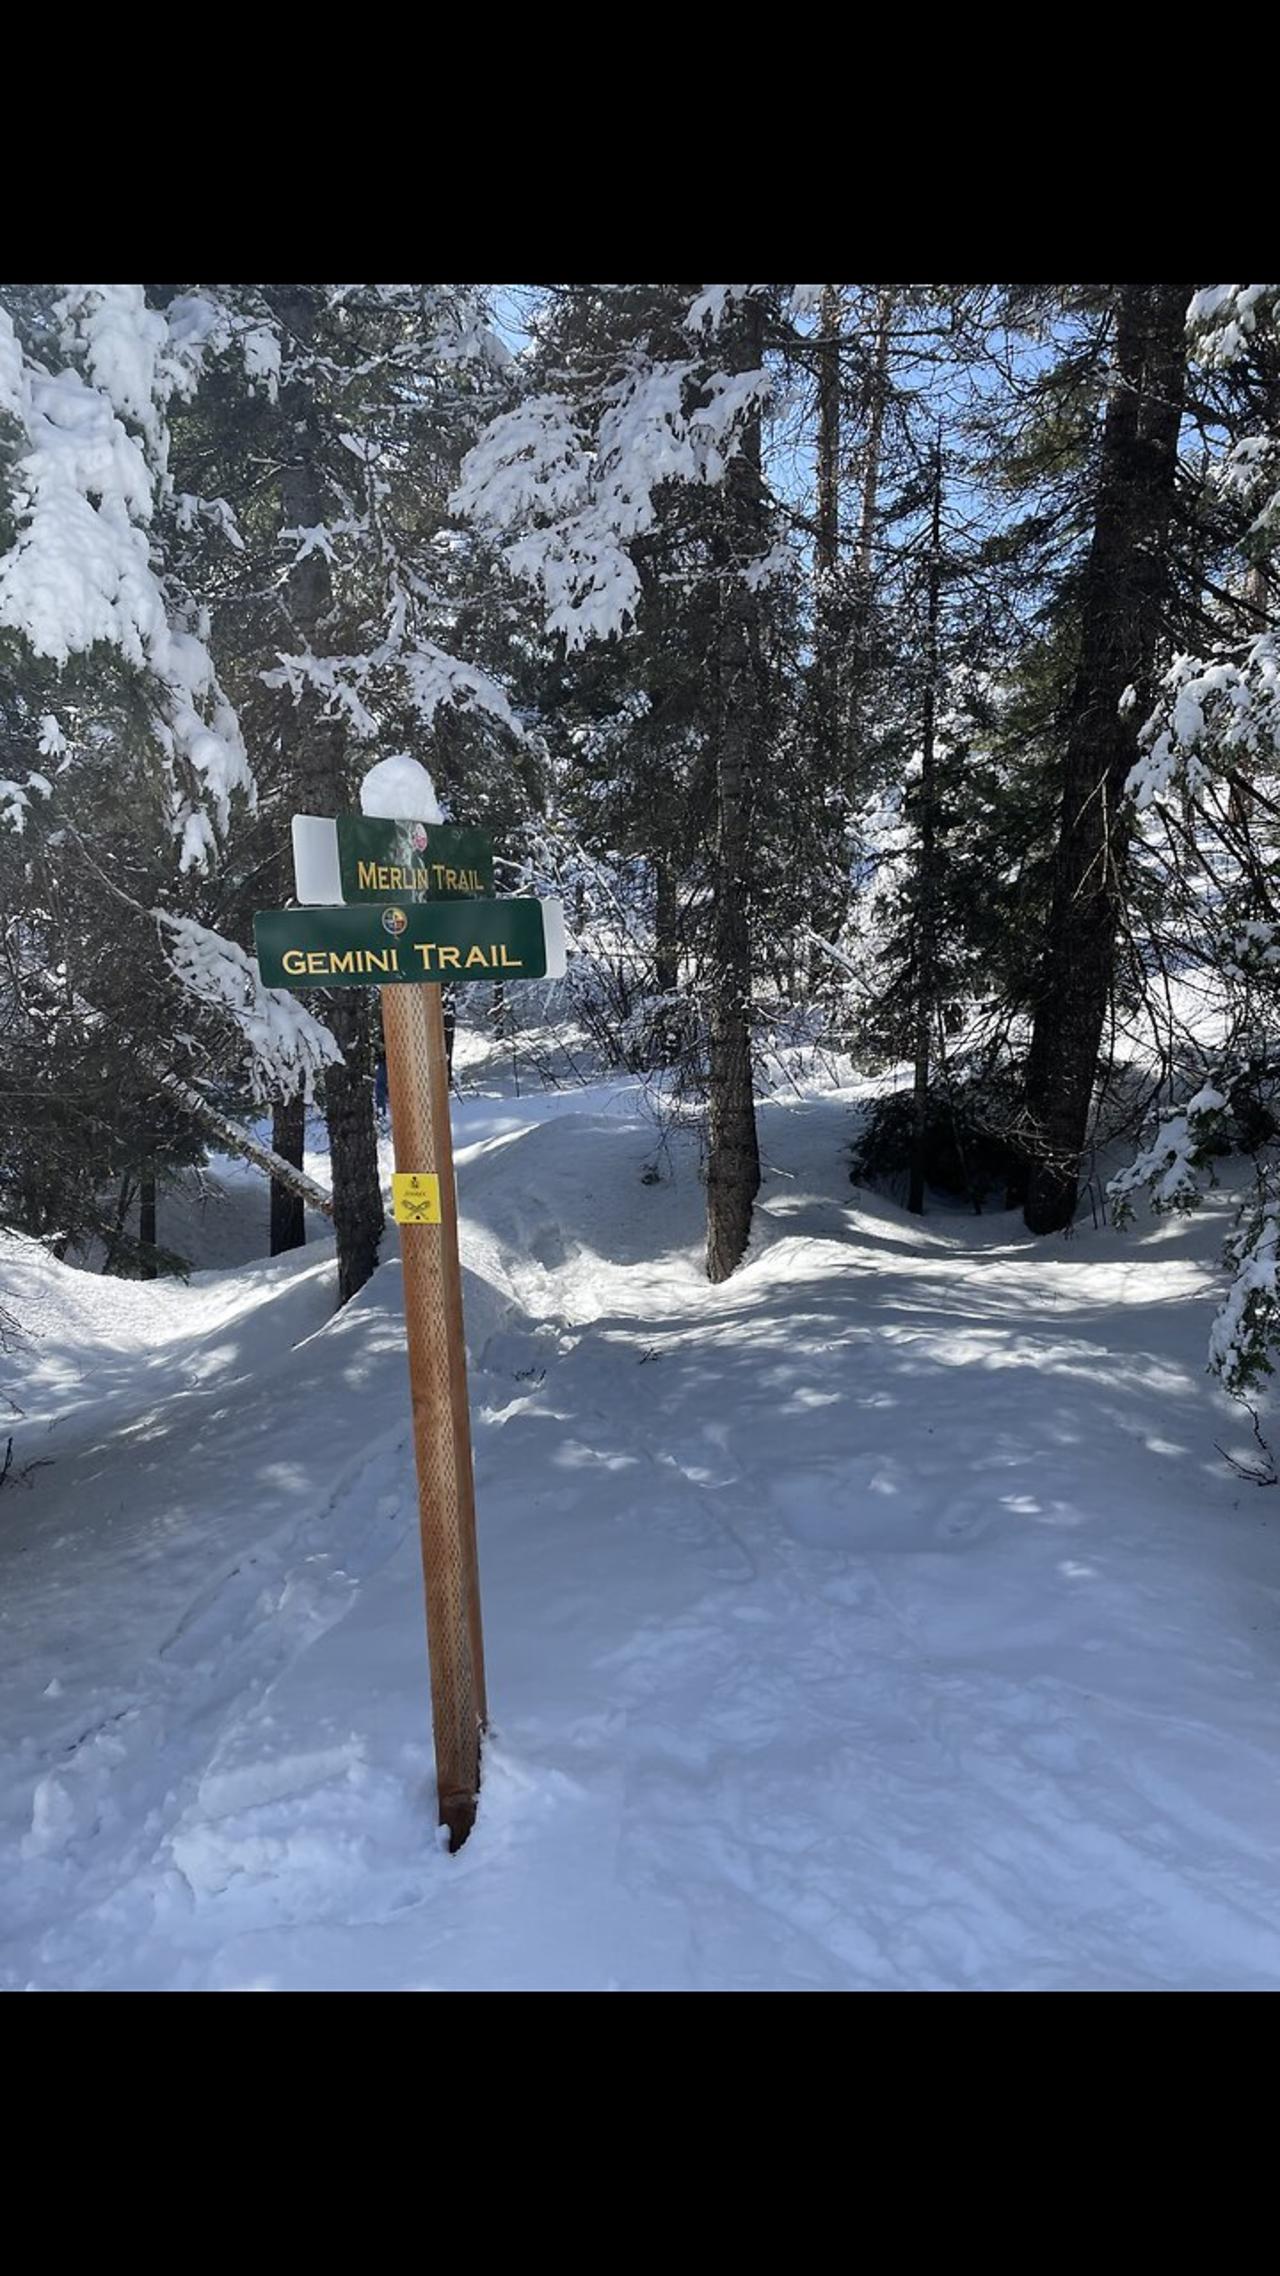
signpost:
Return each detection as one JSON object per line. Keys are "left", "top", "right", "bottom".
{"left": 256, "top": 820, "right": 563, "bottom": 1851}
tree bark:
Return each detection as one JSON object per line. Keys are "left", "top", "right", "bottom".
{"left": 814, "top": 285, "right": 842, "bottom": 780}
{"left": 1023, "top": 283, "right": 1188, "bottom": 1234}
{"left": 908, "top": 429, "right": 944, "bottom": 1216}
{"left": 655, "top": 860, "right": 679, "bottom": 997}
{"left": 856, "top": 291, "right": 894, "bottom": 588}
{"left": 705, "top": 299, "right": 764, "bottom": 1284}
{"left": 104, "top": 1173, "right": 135, "bottom": 1274}
{"left": 324, "top": 992, "right": 383, "bottom": 1305}
{"left": 270, "top": 1095, "right": 307, "bottom": 1254}
{"left": 138, "top": 1165, "right": 157, "bottom": 1278}
{"left": 653, "top": 858, "right": 680, "bottom": 1065}
{"left": 269, "top": 282, "right": 384, "bottom": 1302}
{"left": 706, "top": 705, "right": 760, "bottom": 1281}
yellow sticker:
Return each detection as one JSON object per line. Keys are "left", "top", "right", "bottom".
{"left": 392, "top": 1172, "right": 442, "bottom": 1225}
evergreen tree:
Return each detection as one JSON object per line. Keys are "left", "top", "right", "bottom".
{"left": 456, "top": 282, "right": 801, "bottom": 1278}
{"left": 0, "top": 286, "right": 337, "bottom": 1273}
{"left": 160, "top": 282, "right": 523, "bottom": 1301}
{"left": 1109, "top": 284, "right": 1280, "bottom": 1396}
{"left": 1022, "top": 283, "right": 1190, "bottom": 1233}
{"left": 0, "top": 284, "right": 523, "bottom": 1301}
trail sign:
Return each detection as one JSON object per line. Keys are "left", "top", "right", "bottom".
{"left": 291, "top": 813, "right": 494, "bottom": 907}
{"left": 254, "top": 897, "right": 565, "bottom": 989}
{"left": 393, "top": 1172, "right": 441, "bottom": 1225}
{"left": 339, "top": 816, "right": 492, "bottom": 904}
{"left": 257, "top": 812, "right": 567, "bottom": 1854}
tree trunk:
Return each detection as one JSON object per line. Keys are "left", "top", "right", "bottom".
{"left": 1023, "top": 283, "right": 1188, "bottom": 1235}
{"left": 705, "top": 715, "right": 760, "bottom": 1281}
{"left": 655, "top": 859, "right": 679, "bottom": 996}
{"left": 269, "top": 282, "right": 384, "bottom": 1302}
{"left": 856, "top": 291, "right": 894, "bottom": 588}
{"left": 705, "top": 300, "right": 764, "bottom": 1284}
{"left": 832, "top": 283, "right": 894, "bottom": 928}
{"left": 814, "top": 285, "right": 842, "bottom": 779}
{"left": 270, "top": 1095, "right": 307, "bottom": 1254}
{"left": 104, "top": 1173, "right": 136, "bottom": 1274}
{"left": 325, "top": 991, "right": 384, "bottom": 1306}
{"left": 653, "top": 858, "right": 681, "bottom": 1065}
{"left": 138, "top": 1163, "right": 157, "bottom": 1278}
{"left": 908, "top": 430, "right": 944, "bottom": 1216}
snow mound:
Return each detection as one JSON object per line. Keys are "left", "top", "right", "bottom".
{"left": 359, "top": 754, "right": 443, "bottom": 823}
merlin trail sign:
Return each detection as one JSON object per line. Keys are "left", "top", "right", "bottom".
{"left": 290, "top": 813, "right": 494, "bottom": 908}
{"left": 338, "top": 816, "right": 493, "bottom": 903}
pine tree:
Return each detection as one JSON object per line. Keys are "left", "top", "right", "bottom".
{"left": 1109, "top": 284, "right": 1280, "bottom": 1395}
{"left": 1022, "top": 283, "right": 1190, "bottom": 1233}
{"left": 0, "top": 284, "right": 519, "bottom": 1301}
{"left": 159, "top": 282, "right": 522, "bottom": 1302}
{"left": 0, "top": 286, "right": 339, "bottom": 1272}
{"left": 456, "top": 282, "right": 798, "bottom": 1278}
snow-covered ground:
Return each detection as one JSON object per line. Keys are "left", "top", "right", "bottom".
{"left": 3, "top": 1077, "right": 1280, "bottom": 1992}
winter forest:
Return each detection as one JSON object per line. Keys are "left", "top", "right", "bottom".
{"left": 3, "top": 281, "right": 1280, "bottom": 1993}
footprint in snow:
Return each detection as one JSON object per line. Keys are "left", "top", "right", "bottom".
{"left": 774, "top": 1458, "right": 1002, "bottom": 1554}
{"left": 772, "top": 1457, "right": 931, "bottom": 1550}
{"left": 528, "top": 1225, "right": 568, "bottom": 1271}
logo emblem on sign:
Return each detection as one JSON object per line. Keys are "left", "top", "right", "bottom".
{"left": 410, "top": 824, "right": 428, "bottom": 851}
{"left": 382, "top": 906, "right": 408, "bottom": 936}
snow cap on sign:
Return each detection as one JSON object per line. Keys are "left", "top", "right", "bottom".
{"left": 359, "top": 753, "right": 443, "bottom": 824}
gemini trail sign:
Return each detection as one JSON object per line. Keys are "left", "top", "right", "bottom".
{"left": 256, "top": 810, "right": 565, "bottom": 1852}
{"left": 253, "top": 897, "right": 563, "bottom": 988}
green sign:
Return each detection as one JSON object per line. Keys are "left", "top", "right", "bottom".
{"left": 336, "top": 816, "right": 493, "bottom": 904}
{"left": 255, "top": 897, "right": 561, "bottom": 989}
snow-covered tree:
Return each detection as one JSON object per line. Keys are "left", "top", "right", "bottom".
{"left": 456, "top": 282, "right": 811, "bottom": 1279}
{"left": 164, "top": 282, "right": 530, "bottom": 1293}
{"left": 1109, "top": 285, "right": 1280, "bottom": 1397}
{"left": 0, "top": 285, "right": 343, "bottom": 1266}
{"left": 1, "top": 284, "right": 528, "bottom": 1292}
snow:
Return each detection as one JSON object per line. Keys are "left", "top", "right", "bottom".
{"left": 4, "top": 1080, "right": 1280, "bottom": 1991}
{"left": 684, "top": 284, "right": 757, "bottom": 334}
{"left": 359, "top": 754, "right": 443, "bottom": 823}
{"left": 60, "top": 284, "right": 177, "bottom": 445}
{"left": 267, "top": 628, "right": 517, "bottom": 748}
{"left": 239, "top": 324, "right": 281, "bottom": 401}
{"left": 453, "top": 333, "right": 772, "bottom": 648}
{"left": 1129, "top": 287, "right": 1280, "bottom": 809}
{"left": 162, "top": 917, "right": 340, "bottom": 1100}
{"left": 0, "top": 295, "right": 252, "bottom": 859}
{"left": 1190, "top": 283, "right": 1278, "bottom": 370}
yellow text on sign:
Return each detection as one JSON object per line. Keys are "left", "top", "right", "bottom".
{"left": 393, "top": 1172, "right": 442, "bottom": 1226}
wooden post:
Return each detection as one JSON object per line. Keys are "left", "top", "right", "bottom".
{"left": 380, "top": 982, "right": 486, "bottom": 1850}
